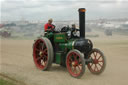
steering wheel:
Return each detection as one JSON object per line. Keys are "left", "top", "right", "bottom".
{"left": 61, "top": 26, "right": 70, "bottom": 32}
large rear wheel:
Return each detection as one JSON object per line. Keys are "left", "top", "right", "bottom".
{"left": 87, "top": 48, "right": 106, "bottom": 74}
{"left": 33, "top": 37, "right": 53, "bottom": 71}
{"left": 66, "top": 49, "right": 85, "bottom": 78}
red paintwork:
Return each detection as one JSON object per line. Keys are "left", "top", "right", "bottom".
{"left": 66, "top": 52, "right": 83, "bottom": 77}
{"left": 88, "top": 52, "right": 104, "bottom": 72}
{"left": 33, "top": 39, "right": 48, "bottom": 70}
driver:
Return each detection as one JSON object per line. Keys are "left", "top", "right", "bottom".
{"left": 44, "top": 18, "right": 55, "bottom": 32}
{"left": 71, "top": 24, "right": 79, "bottom": 38}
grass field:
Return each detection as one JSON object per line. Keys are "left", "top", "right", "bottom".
{"left": 0, "top": 78, "right": 15, "bottom": 85}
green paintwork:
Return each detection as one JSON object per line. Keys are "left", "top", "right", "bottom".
{"left": 44, "top": 32, "right": 76, "bottom": 64}
{"left": 44, "top": 32, "right": 54, "bottom": 38}
{"left": 59, "top": 40, "right": 74, "bottom": 50}
{"left": 55, "top": 52, "right": 62, "bottom": 64}
{"left": 54, "top": 33, "right": 67, "bottom": 43}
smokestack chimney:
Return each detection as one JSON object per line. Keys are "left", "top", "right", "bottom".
{"left": 78, "top": 8, "right": 86, "bottom": 38}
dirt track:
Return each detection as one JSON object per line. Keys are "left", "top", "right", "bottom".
{"left": 0, "top": 35, "right": 128, "bottom": 85}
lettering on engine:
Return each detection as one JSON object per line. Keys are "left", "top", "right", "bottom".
{"left": 56, "top": 37, "right": 63, "bottom": 39}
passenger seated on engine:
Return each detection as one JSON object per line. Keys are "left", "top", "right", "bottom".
{"left": 71, "top": 24, "right": 79, "bottom": 38}
{"left": 44, "top": 18, "right": 55, "bottom": 32}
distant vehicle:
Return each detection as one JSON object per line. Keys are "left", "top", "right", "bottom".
{"left": 0, "top": 29, "right": 11, "bottom": 38}
{"left": 0, "top": 24, "right": 4, "bottom": 28}
{"left": 104, "top": 29, "right": 112, "bottom": 36}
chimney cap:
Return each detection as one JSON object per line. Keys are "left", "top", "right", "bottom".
{"left": 78, "top": 8, "right": 86, "bottom": 12}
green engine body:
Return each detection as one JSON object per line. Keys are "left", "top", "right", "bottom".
{"left": 44, "top": 31, "right": 91, "bottom": 66}
{"left": 44, "top": 32, "right": 75, "bottom": 65}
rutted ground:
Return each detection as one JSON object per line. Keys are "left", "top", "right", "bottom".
{"left": 0, "top": 35, "right": 128, "bottom": 85}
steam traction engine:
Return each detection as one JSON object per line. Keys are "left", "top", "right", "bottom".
{"left": 33, "top": 8, "right": 106, "bottom": 78}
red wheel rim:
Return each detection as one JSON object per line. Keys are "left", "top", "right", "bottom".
{"left": 33, "top": 39, "right": 48, "bottom": 70}
{"left": 88, "top": 51, "right": 104, "bottom": 73}
{"left": 66, "top": 52, "right": 83, "bottom": 77}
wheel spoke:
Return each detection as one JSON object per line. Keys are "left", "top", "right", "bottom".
{"left": 39, "top": 43, "right": 44, "bottom": 50}
{"left": 35, "top": 48, "right": 40, "bottom": 51}
{"left": 73, "top": 66, "right": 77, "bottom": 73}
{"left": 74, "top": 54, "right": 77, "bottom": 61}
{"left": 78, "top": 57, "right": 82, "bottom": 62}
{"left": 98, "top": 60, "right": 103, "bottom": 62}
{"left": 98, "top": 63, "right": 102, "bottom": 67}
{"left": 42, "top": 55, "right": 48, "bottom": 61}
{"left": 43, "top": 48, "right": 47, "bottom": 54}
{"left": 97, "top": 55, "right": 101, "bottom": 60}
{"left": 41, "top": 57, "right": 47, "bottom": 66}
{"left": 36, "top": 56, "right": 42, "bottom": 61}
{"left": 69, "top": 57, "right": 73, "bottom": 62}
{"left": 42, "top": 43, "right": 45, "bottom": 49}
{"left": 94, "top": 64, "right": 97, "bottom": 71}
{"left": 77, "top": 65, "right": 81, "bottom": 71}
{"left": 44, "top": 61, "right": 47, "bottom": 66}
{"left": 95, "top": 64, "right": 99, "bottom": 71}
{"left": 95, "top": 52, "right": 97, "bottom": 57}
{"left": 41, "top": 60, "right": 45, "bottom": 66}
{"left": 79, "top": 64, "right": 82, "bottom": 66}
{"left": 90, "top": 63, "right": 93, "bottom": 67}
{"left": 93, "top": 53, "right": 96, "bottom": 59}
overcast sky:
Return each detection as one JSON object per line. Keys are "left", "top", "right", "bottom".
{"left": 0, "top": 0, "right": 128, "bottom": 21}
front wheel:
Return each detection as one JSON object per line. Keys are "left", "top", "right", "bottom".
{"left": 66, "top": 49, "right": 85, "bottom": 78}
{"left": 87, "top": 48, "right": 106, "bottom": 74}
{"left": 33, "top": 37, "right": 53, "bottom": 71}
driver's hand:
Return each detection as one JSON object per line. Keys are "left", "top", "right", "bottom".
{"left": 46, "top": 28, "right": 55, "bottom": 32}
{"left": 52, "top": 25, "right": 55, "bottom": 29}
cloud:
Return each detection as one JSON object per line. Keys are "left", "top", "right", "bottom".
{"left": 1, "top": 0, "right": 128, "bottom": 21}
